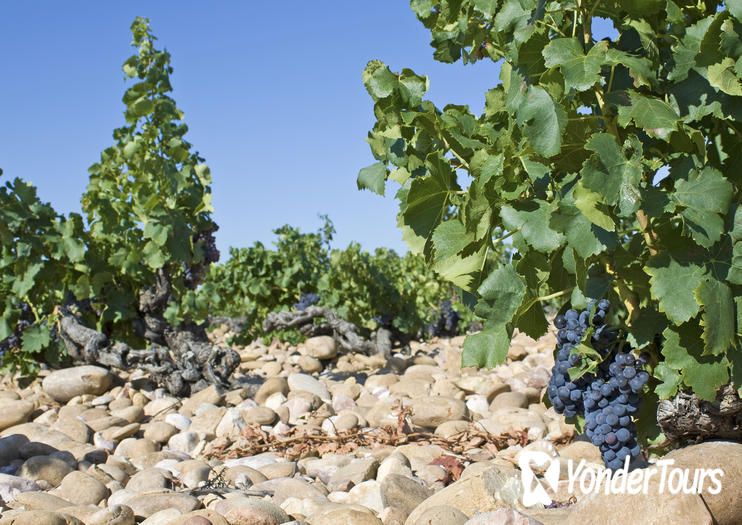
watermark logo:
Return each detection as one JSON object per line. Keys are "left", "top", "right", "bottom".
{"left": 519, "top": 449, "right": 725, "bottom": 507}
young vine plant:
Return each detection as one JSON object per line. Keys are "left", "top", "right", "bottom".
{"left": 358, "top": 0, "right": 742, "bottom": 445}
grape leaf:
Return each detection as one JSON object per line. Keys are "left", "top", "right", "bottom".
{"left": 654, "top": 362, "right": 682, "bottom": 398}
{"left": 542, "top": 38, "right": 607, "bottom": 92}
{"left": 617, "top": 92, "right": 679, "bottom": 139}
{"left": 357, "top": 162, "right": 387, "bottom": 196}
{"left": 695, "top": 278, "right": 735, "bottom": 355}
{"left": 662, "top": 323, "right": 729, "bottom": 400}
{"left": 516, "top": 86, "right": 566, "bottom": 157}
{"left": 462, "top": 323, "right": 511, "bottom": 368}
{"left": 21, "top": 324, "right": 51, "bottom": 353}
{"left": 474, "top": 264, "right": 526, "bottom": 325}
{"left": 573, "top": 183, "right": 615, "bottom": 231}
{"left": 579, "top": 133, "right": 642, "bottom": 215}
{"left": 672, "top": 166, "right": 734, "bottom": 248}
{"left": 645, "top": 254, "right": 704, "bottom": 324}
{"left": 500, "top": 200, "right": 564, "bottom": 252}
{"left": 707, "top": 58, "right": 742, "bottom": 96}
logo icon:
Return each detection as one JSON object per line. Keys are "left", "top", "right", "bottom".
{"left": 519, "top": 450, "right": 560, "bottom": 507}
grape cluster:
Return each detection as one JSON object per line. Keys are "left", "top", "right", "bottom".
{"left": 0, "top": 317, "right": 32, "bottom": 360}
{"left": 294, "top": 293, "right": 320, "bottom": 311}
{"left": 194, "top": 223, "right": 220, "bottom": 265}
{"left": 546, "top": 299, "right": 649, "bottom": 470}
{"left": 425, "top": 300, "right": 460, "bottom": 338}
{"left": 583, "top": 350, "right": 649, "bottom": 470}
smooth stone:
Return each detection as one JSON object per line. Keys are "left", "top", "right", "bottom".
{"left": 404, "top": 466, "right": 522, "bottom": 524}
{"left": 664, "top": 441, "right": 742, "bottom": 525}
{"left": 489, "top": 392, "right": 529, "bottom": 411}
{"left": 242, "top": 407, "right": 277, "bottom": 426}
{"left": 111, "top": 405, "right": 145, "bottom": 424}
{"left": 0, "top": 473, "right": 42, "bottom": 502}
{"left": 115, "top": 437, "right": 160, "bottom": 459}
{"left": 346, "top": 479, "right": 383, "bottom": 514}
{"left": 410, "top": 505, "right": 468, "bottom": 525}
{"left": 124, "top": 492, "right": 200, "bottom": 518}
{"left": 254, "top": 378, "right": 289, "bottom": 406}
{"left": 327, "top": 457, "right": 379, "bottom": 492}
{"left": 126, "top": 468, "right": 172, "bottom": 492}
{"left": 189, "top": 407, "right": 226, "bottom": 437}
{"left": 53, "top": 417, "right": 92, "bottom": 444}
{"left": 62, "top": 504, "right": 135, "bottom": 525}
{"left": 168, "top": 432, "right": 201, "bottom": 456}
{"left": 389, "top": 378, "right": 431, "bottom": 398}
{"left": 165, "top": 413, "right": 191, "bottom": 431}
{"left": 212, "top": 496, "right": 291, "bottom": 525}
{"left": 463, "top": 508, "right": 541, "bottom": 525}
{"left": 12, "top": 491, "right": 72, "bottom": 510}
{"left": 143, "top": 422, "right": 178, "bottom": 443}
{"left": 307, "top": 506, "right": 382, "bottom": 525}
{"left": 0, "top": 400, "right": 34, "bottom": 431}
{"left": 287, "top": 373, "right": 330, "bottom": 400}
{"left": 408, "top": 397, "right": 467, "bottom": 429}
{"left": 42, "top": 366, "right": 112, "bottom": 403}
{"left": 380, "top": 474, "right": 433, "bottom": 518}
{"left": 0, "top": 510, "right": 84, "bottom": 525}
{"left": 169, "top": 509, "right": 229, "bottom": 525}
{"left": 18, "top": 456, "right": 74, "bottom": 487}
{"left": 303, "top": 336, "right": 337, "bottom": 359}
{"left": 298, "top": 355, "right": 323, "bottom": 373}
{"left": 181, "top": 386, "right": 223, "bottom": 417}
{"left": 138, "top": 508, "right": 182, "bottom": 525}
{"left": 376, "top": 453, "right": 412, "bottom": 483}
{"left": 52, "top": 471, "right": 109, "bottom": 505}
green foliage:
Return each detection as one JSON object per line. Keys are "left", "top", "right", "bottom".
{"left": 0, "top": 18, "right": 217, "bottom": 371}
{"left": 0, "top": 176, "right": 83, "bottom": 372}
{"left": 360, "top": 0, "right": 742, "bottom": 413}
{"left": 82, "top": 17, "right": 217, "bottom": 338}
{"left": 196, "top": 217, "right": 468, "bottom": 341}
{"left": 194, "top": 219, "right": 333, "bottom": 340}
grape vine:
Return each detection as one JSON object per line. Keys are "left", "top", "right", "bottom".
{"left": 359, "top": 0, "right": 742, "bottom": 444}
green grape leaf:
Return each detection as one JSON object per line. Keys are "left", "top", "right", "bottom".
{"left": 654, "top": 362, "right": 682, "bottom": 398}
{"left": 662, "top": 323, "right": 729, "bottom": 401}
{"left": 515, "top": 289, "right": 549, "bottom": 339}
{"left": 580, "top": 133, "right": 642, "bottom": 215}
{"left": 695, "top": 278, "right": 735, "bottom": 355}
{"left": 707, "top": 58, "right": 742, "bottom": 96}
{"left": 672, "top": 167, "right": 734, "bottom": 248}
{"left": 573, "top": 183, "right": 615, "bottom": 231}
{"left": 542, "top": 38, "right": 607, "bottom": 92}
{"left": 551, "top": 192, "right": 611, "bottom": 258}
{"left": 516, "top": 86, "right": 566, "bottom": 157}
{"left": 362, "top": 60, "right": 398, "bottom": 99}
{"left": 474, "top": 264, "right": 526, "bottom": 325}
{"left": 645, "top": 254, "right": 705, "bottom": 324}
{"left": 21, "top": 324, "right": 51, "bottom": 354}
{"left": 401, "top": 153, "right": 457, "bottom": 244}
{"left": 500, "top": 201, "right": 564, "bottom": 252}
{"left": 357, "top": 162, "right": 387, "bottom": 196}
{"left": 462, "top": 324, "right": 511, "bottom": 368}
{"left": 617, "top": 92, "right": 679, "bottom": 139}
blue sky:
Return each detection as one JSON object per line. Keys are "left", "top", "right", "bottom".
{"left": 1, "top": 3, "right": 502, "bottom": 255}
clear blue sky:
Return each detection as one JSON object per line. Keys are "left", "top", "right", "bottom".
{"left": 1, "top": 2, "right": 502, "bottom": 255}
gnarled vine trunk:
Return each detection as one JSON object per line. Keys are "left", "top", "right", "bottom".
{"left": 262, "top": 306, "right": 394, "bottom": 359}
{"left": 657, "top": 384, "right": 742, "bottom": 442}
{"left": 59, "top": 269, "right": 240, "bottom": 397}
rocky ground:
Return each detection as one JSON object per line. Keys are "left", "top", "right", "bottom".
{"left": 0, "top": 327, "right": 738, "bottom": 525}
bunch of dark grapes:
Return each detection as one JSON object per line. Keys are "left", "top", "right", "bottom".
{"left": 194, "top": 223, "right": 220, "bottom": 264}
{"left": 546, "top": 299, "right": 649, "bottom": 470}
{"left": 583, "top": 349, "right": 649, "bottom": 470}
{"left": 294, "top": 293, "right": 320, "bottom": 311}
{"left": 0, "top": 317, "right": 32, "bottom": 361}
{"left": 425, "top": 300, "right": 460, "bottom": 338}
